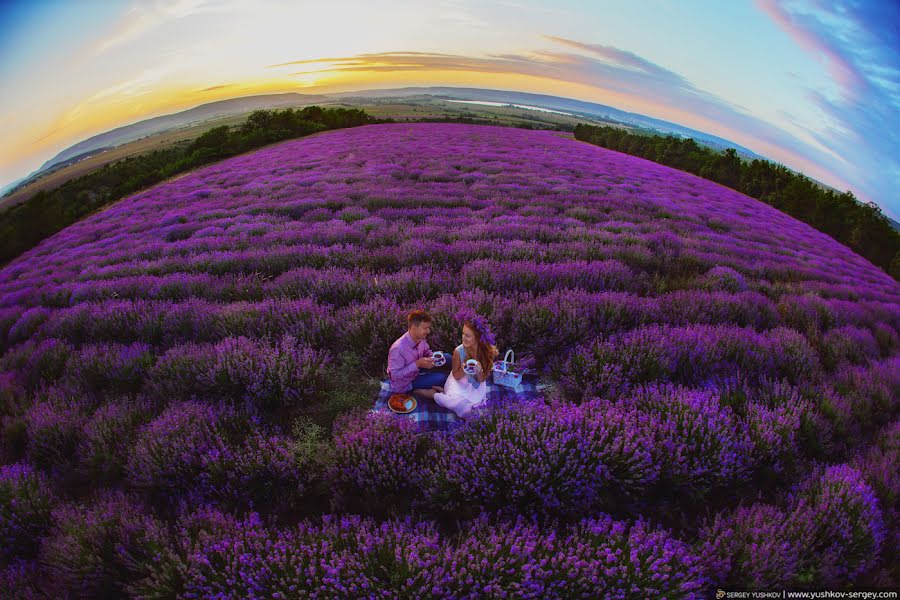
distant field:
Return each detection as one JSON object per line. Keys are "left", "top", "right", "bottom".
{"left": 0, "top": 113, "right": 257, "bottom": 212}
{"left": 349, "top": 97, "right": 609, "bottom": 130}
{"left": 1, "top": 99, "right": 627, "bottom": 213}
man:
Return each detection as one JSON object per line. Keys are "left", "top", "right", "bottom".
{"left": 388, "top": 309, "right": 446, "bottom": 400}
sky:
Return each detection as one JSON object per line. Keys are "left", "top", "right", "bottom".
{"left": 1, "top": 0, "right": 898, "bottom": 218}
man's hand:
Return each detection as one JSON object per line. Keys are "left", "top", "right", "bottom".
{"left": 416, "top": 356, "right": 435, "bottom": 369}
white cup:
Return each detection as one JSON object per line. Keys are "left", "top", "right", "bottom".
{"left": 464, "top": 359, "right": 479, "bottom": 375}
{"left": 431, "top": 352, "right": 446, "bottom": 367}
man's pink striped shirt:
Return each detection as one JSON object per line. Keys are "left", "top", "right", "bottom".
{"left": 387, "top": 331, "right": 433, "bottom": 392}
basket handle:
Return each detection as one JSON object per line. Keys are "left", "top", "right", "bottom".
{"left": 503, "top": 349, "right": 514, "bottom": 364}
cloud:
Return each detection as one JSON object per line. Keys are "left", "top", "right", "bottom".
{"left": 270, "top": 40, "right": 769, "bottom": 136}
{"left": 269, "top": 21, "right": 898, "bottom": 216}
{"left": 756, "top": 0, "right": 864, "bottom": 98}
{"left": 86, "top": 65, "right": 179, "bottom": 102}
{"left": 268, "top": 39, "right": 843, "bottom": 187}
{"left": 88, "top": 0, "right": 211, "bottom": 57}
{"left": 756, "top": 0, "right": 900, "bottom": 216}
{"left": 437, "top": 1, "right": 490, "bottom": 29}
{"left": 542, "top": 36, "right": 689, "bottom": 86}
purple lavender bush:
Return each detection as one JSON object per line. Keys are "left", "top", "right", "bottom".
{"left": 0, "top": 338, "right": 72, "bottom": 392}
{"left": 125, "top": 401, "right": 236, "bottom": 507}
{"left": 145, "top": 341, "right": 217, "bottom": 400}
{"left": 700, "top": 463, "right": 887, "bottom": 588}
{"left": 203, "top": 429, "right": 306, "bottom": 514}
{"left": 0, "top": 370, "right": 26, "bottom": 418}
{"left": 698, "top": 503, "right": 801, "bottom": 587}
{"left": 562, "top": 324, "right": 819, "bottom": 400}
{"left": 78, "top": 400, "right": 153, "bottom": 485}
{"left": 63, "top": 341, "right": 155, "bottom": 396}
{"left": 627, "top": 384, "right": 752, "bottom": 490}
{"left": 786, "top": 464, "right": 886, "bottom": 586}
{"left": 143, "top": 511, "right": 448, "bottom": 599}
{"left": 0, "top": 123, "right": 897, "bottom": 594}
{"left": 135, "top": 509, "right": 705, "bottom": 599}
{"left": 0, "top": 464, "right": 55, "bottom": 562}
{"left": 421, "top": 397, "right": 666, "bottom": 518}
{"left": 126, "top": 401, "right": 304, "bottom": 513}
{"left": 0, "top": 559, "right": 42, "bottom": 599}
{"left": 24, "top": 398, "right": 85, "bottom": 474}
{"left": 853, "top": 421, "right": 899, "bottom": 526}
{"left": 329, "top": 409, "right": 428, "bottom": 514}
{"left": 144, "top": 335, "right": 332, "bottom": 412}
{"left": 336, "top": 297, "right": 406, "bottom": 376}
{"left": 203, "top": 335, "right": 332, "bottom": 412}
{"left": 40, "top": 493, "right": 170, "bottom": 598}
{"left": 552, "top": 515, "right": 706, "bottom": 599}
{"left": 424, "top": 399, "right": 615, "bottom": 517}
{"left": 699, "top": 265, "right": 748, "bottom": 293}
{"left": 819, "top": 325, "right": 880, "bottom": 370}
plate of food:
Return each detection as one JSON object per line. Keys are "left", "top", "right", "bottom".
{"left": 389, "top": 393, "right": 417, "bottom": 414}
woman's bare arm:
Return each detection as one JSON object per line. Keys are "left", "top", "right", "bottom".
{"left": 451, "top": 348, "right": 465, "bottom": 381}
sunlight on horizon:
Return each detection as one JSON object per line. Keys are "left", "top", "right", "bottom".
{"left": 1, "top": 0, "right": 897, "bottom": 216}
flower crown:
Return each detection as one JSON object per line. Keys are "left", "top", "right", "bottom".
{"left": 455, "top": 310, "right": 496, "bottom": 346}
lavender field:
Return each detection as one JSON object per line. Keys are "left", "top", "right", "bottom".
{"left": 1, "top": 123, "right": 897, "bottom": 597}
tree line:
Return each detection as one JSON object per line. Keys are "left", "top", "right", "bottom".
{"left": 574, "top": 124, "right": 900, "bottom": 279}
{"left": 0, "top": 107, "right": 375, "bottom": 265}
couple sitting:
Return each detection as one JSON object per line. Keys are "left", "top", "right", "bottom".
{"left": 387, "top": 309, "right": 499, "bottom": 418}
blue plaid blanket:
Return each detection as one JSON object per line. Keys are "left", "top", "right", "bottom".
{"left": 373, "top": 374, "right": 544, "bottom": 432}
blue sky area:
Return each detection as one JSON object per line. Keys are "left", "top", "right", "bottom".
{"left": 1, "top": 0, "right": 897, "bottom": 218}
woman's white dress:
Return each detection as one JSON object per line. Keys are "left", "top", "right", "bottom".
{"left": 434, "top": 344, "right": 488, "bottom": 418}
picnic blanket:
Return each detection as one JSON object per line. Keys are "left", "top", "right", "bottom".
{"left": 373, "top": 373, "right": 545, "bottom": 432}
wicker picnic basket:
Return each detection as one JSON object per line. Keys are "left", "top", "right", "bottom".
{"left": 492, "top": 349, "right": 522, "bottom": 388}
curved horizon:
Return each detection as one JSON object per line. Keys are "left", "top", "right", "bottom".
{"left": 1, "top": 0, "right": 898, "bottom": 218}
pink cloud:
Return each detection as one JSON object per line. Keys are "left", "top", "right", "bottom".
{"left": 755, "top": 0, "right": 863, "bottom": 98}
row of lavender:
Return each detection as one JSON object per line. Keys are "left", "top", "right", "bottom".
{"left": 3, "top": 230, "right": 897, "bottom": 306}
{"left": 2, "top": 268, "right": 899, "bottom": 339}
{"left": 1, "top": 290, "right": 896, "bottom": 376}
{"left": 4, "top": 265, "right": 898, "bottom": 320}
{"left": 1, "top": 124, "right": 898, "bottom": 594}
{"left": 0, "top": 314, "right": 893, "bottom": 442}
{"left": 2, "top": 403, "right": 895, "bottom": 596}
{"left": 1, "top": 343, "right": 895, "bottom": 509}
{"left": 1, "top": 129, "right": 895, "bottom": 311}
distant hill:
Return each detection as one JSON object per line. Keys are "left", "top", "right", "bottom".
{"left": 2, "top": 87, "right": 796, "bottom": 199}
{"left": 5, "top": 86, "right": 874, "bottom": 214}
{"left": 0, "top": 176, "right": 26, "bottom": 198}
{"left": 330, "top": 86, "right": 768, "bottom": 161}
{"left": 8, "top": 93, "right": 328, "bottom": 195}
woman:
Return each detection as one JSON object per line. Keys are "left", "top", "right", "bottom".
{"left": 434, "top": 312, "right": 499, "bottom": 418}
